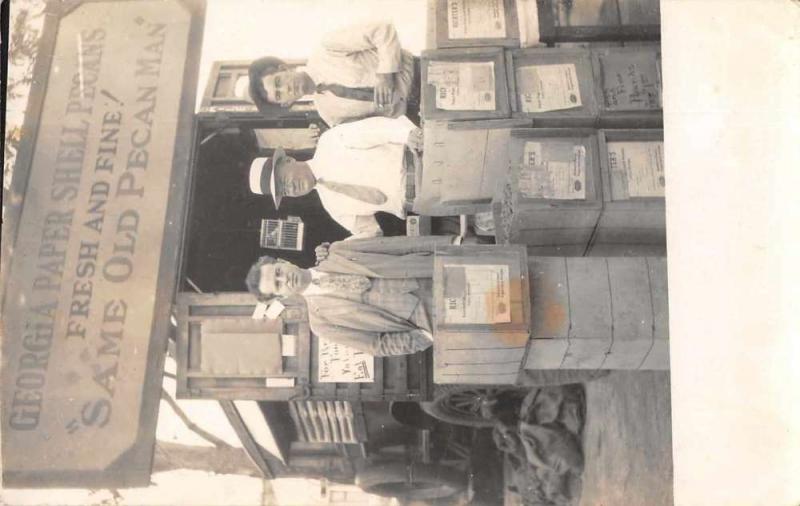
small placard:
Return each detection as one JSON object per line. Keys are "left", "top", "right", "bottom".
{"left": 281, "top": 334, "right": 297, "bottom": 357}
{"left": 427, "top": 61, "right": 496, "bottom": 111}
{"left": 251, "top": 302, "right": 270, "bottom": 320}
{"left": 516, "top": 63, "right": 582, "bottom": 113}
{"left": 318, "top": 338, "right": 375, "bottom": 383}
{"left": 265, "top": 300, "right": 286, "bottom": 319}
{"left": 447, "top": 0, "right": 507, "bottom": 39}
{"left": 598, "top": 51, "right": 662, "bottom": 111}
{"left": 607, "top": 141, "right": 665, "bottom": 198}
{"left": 443, "top": 264, "right": 512, "bottom": 324}
{"left": 519, "top": 142, "right": 586, "bottom": 199}
{"left": 265, "top": 377, "right": 296, "bottom": 388}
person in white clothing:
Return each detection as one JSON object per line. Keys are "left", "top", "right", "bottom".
{"left": 248, "top": 116, "right": 423, "bottom": 239}
{"left": 247, "top": 22, "right": 420, "bottom": 127}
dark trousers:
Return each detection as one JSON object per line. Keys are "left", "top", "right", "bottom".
{"left": 406, "top": 57, "right": 421, "bottom": 127}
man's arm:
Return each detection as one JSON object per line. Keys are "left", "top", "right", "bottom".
{"left": 328, "top": 116, "right": 416, "bottom": 150}
{"left": 329, "top": 234, "right": 459, "bottom": 256}
{"left": 320, "top": 22, "right": 402, "bottom": 75}
{"left": 314, "top": 325, "right": 431, "bottom": 357}
{"left": 308, "top": 299, "right": 432, "bottom": 356}
{"left": 373, "top": 329, "right": 433, "bottom": 356}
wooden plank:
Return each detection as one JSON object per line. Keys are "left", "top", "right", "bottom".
{"left": 529, "top": 257, "right": 570, "bottom": 338}
{"left": 219, "top": 401, "right": 274, "bottom": 479}
{"left": 603, "top": 340, "right": 652, "bottom": 369}
{"left": 287, "top": 402, "right": 307, "bottom": 442}
{"left": 526, "top": 244, "right": 588, "bottom": 256}
{"left": 561, "top": 338, "right": 610, "bottom": 370}
{"left": 176, "top": 295, "right": 193, "bottom": 397}
{"left": 647, "top": 257, "right": 669, "bottom": 340}
{"left": 440, "top": 347, "right": 528, "bottom": 366}
{"left": 585, "top": 242, "right": 666, "bottom": 257}
{"left": 565, "top": 258, "right": 612, "bottom": 337}
{"left": 607, "top": 257, "right": 653, "bottom": 339}
{"left": 348, "top": 402, "right": 369, "bottom": 442}
{"left": 525, "top": 338, "right": 570, "bottom": 369}
{"left": 435, "top": 370, "right": 520, "bottom": 385}
{"left": 640, "top": 339, "right": 669, "bottom": 370}
{"left": 426, "top": 0, "right": 438, "bottom": 49}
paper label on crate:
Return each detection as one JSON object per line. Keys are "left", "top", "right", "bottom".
{"left": 607, "top": 141, "right": 665, "bottom": 198}
{"left": 251, "top": 302, "right": 270, "bottom": 320}
{"left": 427, "top": 61, "right": 496, "bottom": 110}
{"left": 519, "top": 142, "right": 586, "bottom": 199}
{"left": 516, "top": 64, "right": 582, "bottom": 113}
{"left": 447, "top": 0, "right": 507, "bottom": 39}
{"left": 443, "top": 264, "right": 512, "bottom": 324}
{"left": 318, "top": 337, "right": 375, "bottom": 383}
{"left": 599, "top": 52, "right": 662, "bottom": 111}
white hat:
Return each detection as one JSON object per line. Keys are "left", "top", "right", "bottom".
{"left": 248, "top": 148, "right": 289, "bottom": 208}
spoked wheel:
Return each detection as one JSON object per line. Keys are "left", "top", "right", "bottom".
{"left": 356, "top": 462, "right": 467, "bottom": 502}
{"left": 421, "top": 385, "right": 526, "bottom": 428}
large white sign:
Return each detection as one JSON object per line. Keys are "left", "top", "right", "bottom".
{"left": 318, "top": 338, "right": 375, "bottom": 383}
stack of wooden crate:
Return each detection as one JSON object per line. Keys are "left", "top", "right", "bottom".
{"left": 421, "top": 0, "right": 665, "bottom": 255}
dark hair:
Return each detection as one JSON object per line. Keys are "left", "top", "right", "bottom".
{"left": 248, "top": 56, "right": 288, "bottom": 113}
{"left": 244, "top": 255, "right": 279, "bottom": 301}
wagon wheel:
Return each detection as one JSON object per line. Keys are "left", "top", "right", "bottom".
{"left": 356, "top": 462, "right": 467, "bottom": 502}
{"left": 421, "top": 385, "right": 525, "bottom": 428}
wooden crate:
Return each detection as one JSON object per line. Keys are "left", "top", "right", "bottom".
{"left": 587, "top": 129, "right": 665, "bottom": 254}
{"left": 428, "top": 0, "right": 521, "bottom": 49}
{"left": 416, "top": 118, "right": 532, "bottom": 216}
{"left": 591, "top": 45, "right": 663, "bottom": 128}
{"left": 433, "top": 245, "right": 531, "bottom": 385}
{"left": 421, "top": 47, "right": 512, "bottom": 121}
{"left": 176, "top": 293, "right": 431, "bottom": 401}
{"left": 524, "top": 256, "right": 669, "bottom": 371}
{"left": 536, "top": 0, "right": 660, "bottom": 44}
{"left": 507, "top": 47, "right": 599, "bottom": 126}
{"left": 492, "top": 128, "right": 603, "bottom": 255}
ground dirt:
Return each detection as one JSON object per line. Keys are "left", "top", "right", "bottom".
{"left": 579, "top": 371, "right": 673, "bottom": 506}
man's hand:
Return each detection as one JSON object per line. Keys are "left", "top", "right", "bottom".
{"left": 315, "top": 242, "right": 331, "bottom": 264}
{"left": 406, "top": 127, "right": 423, "bottom": 152}
{"left": 374, "top": 72, "right": 396, "bottom": 111}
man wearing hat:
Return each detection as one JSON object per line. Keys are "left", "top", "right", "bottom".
{"left": 245, "top": 21, "right": 419, "bottom": 127}
{"left": 249, "top": 115, "right": 422, "bottom": 239}
{"left": 244, "top": 234, "right": 461, "bottom": 356}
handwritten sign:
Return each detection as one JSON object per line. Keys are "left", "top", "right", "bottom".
{"left": 598, "top": 51, "right": 662, "bottom": 111}
{"left": 1, "top": 0, "right": 198, "bottom": 487}
{"left": 318, "top": 338, "right": 375, "bottom": 383}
